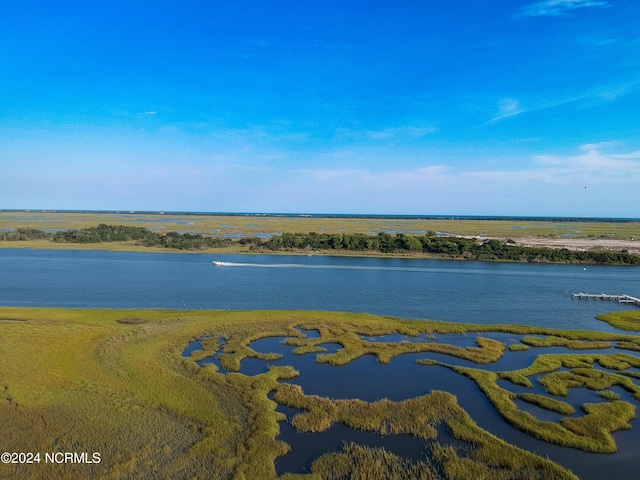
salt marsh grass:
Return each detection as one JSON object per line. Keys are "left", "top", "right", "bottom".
{"left": 596, "top": 311, "right": 640, "bottom": 332}
{"left": 517, "top": 393, "right": 576, "bottom": 415}
{"left": 1, "top": 211, "right": 638, "bottom": 240}
{"left": 2, "top": 307, "right": 638, "bottom": 478}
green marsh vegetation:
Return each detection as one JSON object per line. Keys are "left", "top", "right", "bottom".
{"left": 429, "top": 360, "right": 637, "bottom": 454}
{"left": 3, "top": 308, "right": 640, "bottom": 478}
{"left": 516, "top": 394, "right": 576, "bottom": 416}
{"left": 4, "top": 223, "right": 640, "bottom": 265}
{"left": 273, "top": 387, "right": 575, "bottom": 480}
{"left": 2, "top": 212, "right": 640, "bottom": 264}
{"left": 596, "top": 310, "right": 640, "bottom": 332}
{"left": 2, "top": 211, "right": 639, "bottom": 239}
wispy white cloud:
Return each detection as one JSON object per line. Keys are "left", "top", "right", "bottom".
{"left": 286, "top": 144, "right": 640, "bottom": 215}
{"left": 515, "top": 0, "right": 611, "bottom": 18}
{"left": 492, "top": 98, "right": 522, "bottom": 121}
{"left": 334, "top": 125, "right": 437, "bottom": 142}
{"left": 366, "top": 126, "right": 437, "bottom": 140}
{"left": 304, "top": 165, "right": 449, "bottom": 186}
{"left": 2, "top": 120, "right": 638, "bottom": 215}
{"left": 559, "top": 77, "right": 640, "bottom": 108}
{"left": 485, "top": 76, "right": 639, "bottom": 125}
{"left": 531, "top": 144, "right": 640, "bottom": 181}
{"left": 303, "top": 145, "right": 640, "bottom": 192}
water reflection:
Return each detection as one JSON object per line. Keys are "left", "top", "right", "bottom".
{"left": 181, "top": 336, "right": 227, "bottom": 372}
{"left": 182, "top": 331, "right": 640, "bottom": 479}
{"left": 274, "top": 402, "right": 429, "bottom": 476}
{"left": 3, "top": 250, "right": 639, "bottom": 331}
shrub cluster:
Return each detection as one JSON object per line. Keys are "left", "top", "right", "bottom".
{"left": 4, "top": 225, "right": 640, "bottom": 264}
{"left": 261, "top": 231, "right": 640, "bottom": 265}
{"left": 1, "top": 224, "right": 232, "bottom": 250}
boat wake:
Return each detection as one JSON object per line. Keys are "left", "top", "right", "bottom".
{"left": 210, "top": 260, "right": 622, "bottom": 278}
{"left": 213, "top": 261, "right": 464, "bottom": 273}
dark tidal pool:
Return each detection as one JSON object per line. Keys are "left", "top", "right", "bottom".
{"left": 182, "top": 331, "right": 640, "bottom": 479}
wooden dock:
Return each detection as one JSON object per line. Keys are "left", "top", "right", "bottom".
{"left": 571, "top": 293, "right": 640, "bottom": 306}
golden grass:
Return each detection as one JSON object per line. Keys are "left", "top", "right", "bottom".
{"left": 437, "top": 363, "right": 636, "bottom": 453}
{"left": 2, "top": 307, "right": 639, "bottom": 478}
{"left": 517, "top": 393, "right": 576, "bottom": 415}
{"left": 2, "top": 211, "right": 639, "bottom": 239}
{"left": 309, "top": 442, "right": 440, "bottom": 480}
{"left": 598, "top": 390, "right": 621, "bottom": 401}
{"left": 309, "top": 440, "right": 576, "bottom": 480}
{"left": 0, "top": 307, "right": 297, "bottom": 479}
{"left": 428, "top": 350, "right": 640, "bottom": 453}
{"left": 539, "top": 367, "right": 640, "bottom": 400}
{"left": 274, "top": 387, "right": 576, "bottom": 480}
{"left": 520, "top": 336, "right": 612, "bottom": 349}
{"left": 596, "top": 310, "right": 640, "bottom": 332}
{"left": 285, "top": 331, "right": 506, "bottom": 366}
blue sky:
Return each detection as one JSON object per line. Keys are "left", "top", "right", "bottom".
{"left": 1, "top": 0, "right": 639, "bottom": 216}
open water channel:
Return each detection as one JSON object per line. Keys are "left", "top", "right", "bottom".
{"left": 2, "top": 248, "right": 640, "bottom": 478}
{"left": 1, "top": 249, "right": 639, "bottom": 329}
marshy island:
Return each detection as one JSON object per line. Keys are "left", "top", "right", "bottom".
{"left": 2, "top": 307, "right": 640, "bottom": 479}
{"left": 2, "top": 211, "right": 640, "bottom": 479}
{"left": 1, "top": 211, "right": 639, "bottom": 264}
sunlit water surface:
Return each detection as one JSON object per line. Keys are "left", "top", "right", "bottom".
{"left": 3, "top": 249, "right": 640, "bottom": 478}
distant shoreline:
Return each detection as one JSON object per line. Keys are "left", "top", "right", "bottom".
{"left": 2, "top": 227, "right": 639, "bottom": 263}
{"left": 475, "top": 236, "right": 640, "bottom": 255}
{"left": 2, "top": 237, "right": 639, "bottom": 256}
{"left": 2, "top": 211, "right": 639, "bottom": 261}
{"left": 2, "top": 209, "right": 639, "bottom": 223}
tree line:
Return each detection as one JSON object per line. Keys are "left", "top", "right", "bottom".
{"left": 2, "top": 224, "right": 639, "bottom": 264}
{"left": 0, "top": 224, "right": 232, "bottom": 250}
{"left": 254, "top": 231, "right": 640, "bottom": 265}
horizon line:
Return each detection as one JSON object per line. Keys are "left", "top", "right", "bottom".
{"left": 1, "top": 209, "right": 638, "bottom": 223}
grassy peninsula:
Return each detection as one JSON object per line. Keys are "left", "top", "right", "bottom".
{"left": 2, "top": 215, "right": 640, "bottom": 264}
{"left": 1, "top": 211, "right": 639, "bottom": 239}
{"left": 3, "top": 307, "right": 640, "bottom": 479}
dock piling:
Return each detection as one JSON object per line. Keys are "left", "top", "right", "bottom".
{"left": 571, "top": 293, "right": 640, "bottom": 306}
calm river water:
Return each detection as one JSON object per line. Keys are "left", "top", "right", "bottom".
{"left": 1, "top": 249, "right": 639, "bottom": 332}
{"left": 4, "top": 248, "right": 640, "bottom": 479}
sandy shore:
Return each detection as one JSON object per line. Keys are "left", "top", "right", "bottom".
{"left": 487, "top": 236, "right": 640, "bottom": 254}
